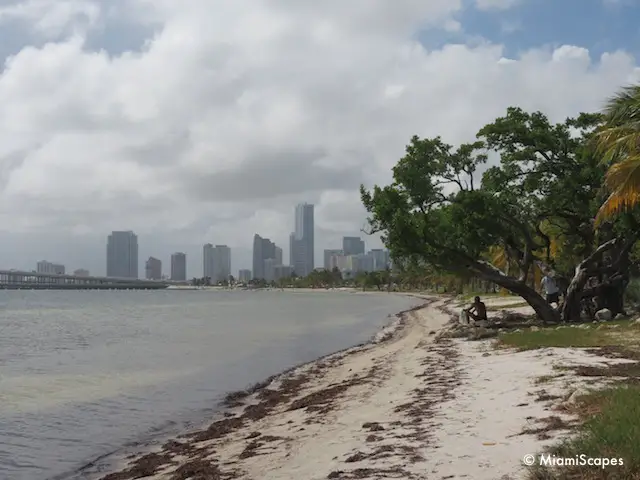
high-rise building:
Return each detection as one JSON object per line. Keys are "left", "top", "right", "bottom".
{"left": 37, "top": 260, "right": 65, "bottom": 275}
{"left": 324, "top": 249, "right": 343, "bottom": 270}
{"left": 212, "top": 245, "right": 231, "bottom": 283}
{"left": 171, "top": 252, "right": 187, "bottom": 281}
{"left": 275, "top": 246, "right": 283, "bottom": 266}
{"left": 238, "top": 269, "right": 252, "bottom": 283}
{"left": 203, "top": 243, "right": 214, "bottom": 279}
{"left": 145, "top": 257, "right": 162, "bottom": 280}
{"left": 253, "top": 234, "right": 278, "bottom": 280}
{"left": 73, "top": 268, "right": 89, "bottom": 277}
{"left": 343, "top": 236, "right": 365, "bottom": 256}
{"left": 369, "top": 249, "right": 390, "bottom": 271}
{"left": 290, "top": 203, "right": 314, "bottom": 277}
{"left": 106, "top": 231, "right": 138, "bottom": 278}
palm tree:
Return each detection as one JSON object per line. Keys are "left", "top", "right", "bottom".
{"left": 594, "top": 84, "right": 640, "bottom": 225}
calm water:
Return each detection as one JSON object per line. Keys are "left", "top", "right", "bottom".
{"left": 0, "top": 289, "right": 419, "bottom": 480}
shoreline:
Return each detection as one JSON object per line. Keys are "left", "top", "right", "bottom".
{"left": 90, "top": 294, "right": 629, "bottom": 479}
{"left": 73, "top": 293, "right": 431, "bottom": 480}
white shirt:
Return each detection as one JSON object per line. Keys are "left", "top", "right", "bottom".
{"left": 541, "top": 275, "right": 559, "bottom": 295}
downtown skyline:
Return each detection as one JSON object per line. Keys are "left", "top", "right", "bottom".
{"left": 25, "top": 201, "right": 386, "bottom": 280}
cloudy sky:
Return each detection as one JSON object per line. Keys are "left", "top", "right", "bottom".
{"left": 0, "top": 0, "right": 639, "bottom": 277}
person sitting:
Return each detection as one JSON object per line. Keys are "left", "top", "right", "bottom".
{"left": 464, "top": 296, "right": 488, "bottom": 323}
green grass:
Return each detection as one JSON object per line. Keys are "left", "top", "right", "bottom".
{"left": 528, "top": 385, "right": 640, "bottom": 479}
{"left": 498, "top": 320, "right": 640, "bottom": 351}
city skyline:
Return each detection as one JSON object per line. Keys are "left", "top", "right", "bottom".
{"left": 29, "top": 223, "right": 386, "bottom": 280}
{"left": 29, "top": 220, "right": 385, "bottom": 280}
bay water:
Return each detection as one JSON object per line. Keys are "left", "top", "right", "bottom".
{"left": 0, "top": 289, "right": 420, "bottom": 480}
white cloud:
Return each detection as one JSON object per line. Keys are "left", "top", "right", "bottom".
{"left": 475, "top": 0, "right": 522, "bottom": 10}
{"left": 0, "top": 0, "right": 638, "bottom": 275}
{"left": 0, "top": 0, "right": 100, "bottom": 37}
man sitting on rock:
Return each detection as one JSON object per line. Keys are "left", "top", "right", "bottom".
{"left": 464, "top": 296, "right": 488, "bottom": 323}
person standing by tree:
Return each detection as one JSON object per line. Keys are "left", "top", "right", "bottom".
{"left": 541, "top": 271, "right": 560, "bottom": 307}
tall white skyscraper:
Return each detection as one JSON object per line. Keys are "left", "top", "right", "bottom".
{"left": 106, "top": 231, "right": 138, "bottom": 278}
{"left": 203, "top": 244, "right": 231, "bottom": 283}
{"left": 290, "top": 203, "right": 314, "bottom": 277}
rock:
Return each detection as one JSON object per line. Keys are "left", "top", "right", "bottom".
{"left": 608, "top": 324, "right": 621, "bottom": 329}
{"left": 595, "top": 308, "right": 612, "bottom": 322}
{"left": 614, "top": 313, "right": 627, "bottom": 321}
{"left": 634, "top": 318, "right": 640, "bottom": 325}
{"left": 530, "top": 326, "right": 541, "bottom": 332}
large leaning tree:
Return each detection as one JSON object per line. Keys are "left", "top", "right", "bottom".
{"left": 361, "top": 107, "right": 640, "bottom": 323}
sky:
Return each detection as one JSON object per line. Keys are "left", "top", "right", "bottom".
{"left": 0, "top": 0, "right": 639, "bottom": 277}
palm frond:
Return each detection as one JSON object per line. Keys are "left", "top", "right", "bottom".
{"left": 595, "top": 154, "right": 640, "bottom": 225}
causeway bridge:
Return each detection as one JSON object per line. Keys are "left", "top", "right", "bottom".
{"left": 0, "top": 270, "right": 169, "bottom": 290}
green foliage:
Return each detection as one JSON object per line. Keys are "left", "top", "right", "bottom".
{"left": 361, "top": 107, "right": 611, "bottom": 291}
{"left": 530, "top": 385, "right": 640, "bottom": 479}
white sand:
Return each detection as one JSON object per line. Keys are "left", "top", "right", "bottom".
{"left": 99, "top": 295, "right": 634, "bottom": 480}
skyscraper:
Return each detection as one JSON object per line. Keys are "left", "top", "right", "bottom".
{"left": 343, "top": 236, "right": 365, "bottom": 256}
{"left": 324, "top": 249, "right": 343, "bottom": 270}
{"left": 145, "top": 257, "right": 162, "bottom": 279}
{"left": 212, "top": 245, "right": 231, "bottom": 283}
{"left": 171, "top": 252, "right": 187, "bottom": 281}
{"left": 253, "top": 234, "right": 278, "bottom": 280}
{"left": 106, "top": 231, "right": 138, "bottom": 278}
{"left": 203, "top": 243, "right": 214, "bottom": 278}
{"left": 290, "top": 203, "right": 314, "bottom": 277}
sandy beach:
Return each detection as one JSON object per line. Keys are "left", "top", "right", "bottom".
{"left": 97, "top": 295, "right": 630, "bottom": 480}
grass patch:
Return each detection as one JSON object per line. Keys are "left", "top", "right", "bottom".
{"left": 497, "top": 320, "right": 640, "bottom": 351}
{"left": 528, "top": 385, "right": 640, "bottom": 479}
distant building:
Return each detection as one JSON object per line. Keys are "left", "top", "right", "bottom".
{"left": 253, "top": 234, "right": 278, "bottom": 280}
{"left": 107, "top": 231, "right": 138, "bottom": 278}
{"left": 290, "top": 203, "right": 314, "bottom": 277}
{"left": 324, "top": 249, "right": 343, "bottom": 270}
{"left": 170, "top": 252, "right": 187, "bottom": 281}
{"left": 203, "top": 244, "right": 214, "bottom": 279}
{"left": 145, "top": 257, "right": 162, "bottom": 280}
{"left": 352, "top": 253, "right": 375, "bottom": 273}
{"left": 342, "top": 236, "right": 365, "bottom": 256}
{"left": 274, "top": 265, "right": 293, "bottom": 282}
{"left": 369, "top": 249, "right": 390, "bottom": 271}
{"left": 264, "top": 258, "right": 277, "bottom": 282}
{"left": 212, "top": 245, "right": 231, "bottom": 283}
{"left": 275, "top": 246, "right": 283, "bottom": 266}
{"left": 73, "top": 268, "right": 89, "bottom": 277}
{"left": 37, "top": 261, "right": 65, "bottom": 275}
{"left": 238, "top": 269, "right": 251, "bottom": 283}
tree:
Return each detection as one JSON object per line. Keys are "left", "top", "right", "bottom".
{"left": 361, "top": 107, "right": 638, "bottom": 323}
{"left": 595, "top": 85, "right": 640, "bottom": 225}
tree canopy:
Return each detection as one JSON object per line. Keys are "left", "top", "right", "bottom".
{"left": 361, "top": 104, "right": 640, "bottom": 323}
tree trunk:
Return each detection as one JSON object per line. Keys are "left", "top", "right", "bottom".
{"left": 561, "top": 266, "right": 589, "bottom": 322}
{"left": 498, "top": 278, "right": 559, "bottom": 324}
{"left": 471, "top": 261, "right": 559, "bottom": 324}
{"left": 561, "top": 237, "right": 633, "bottom": 322}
